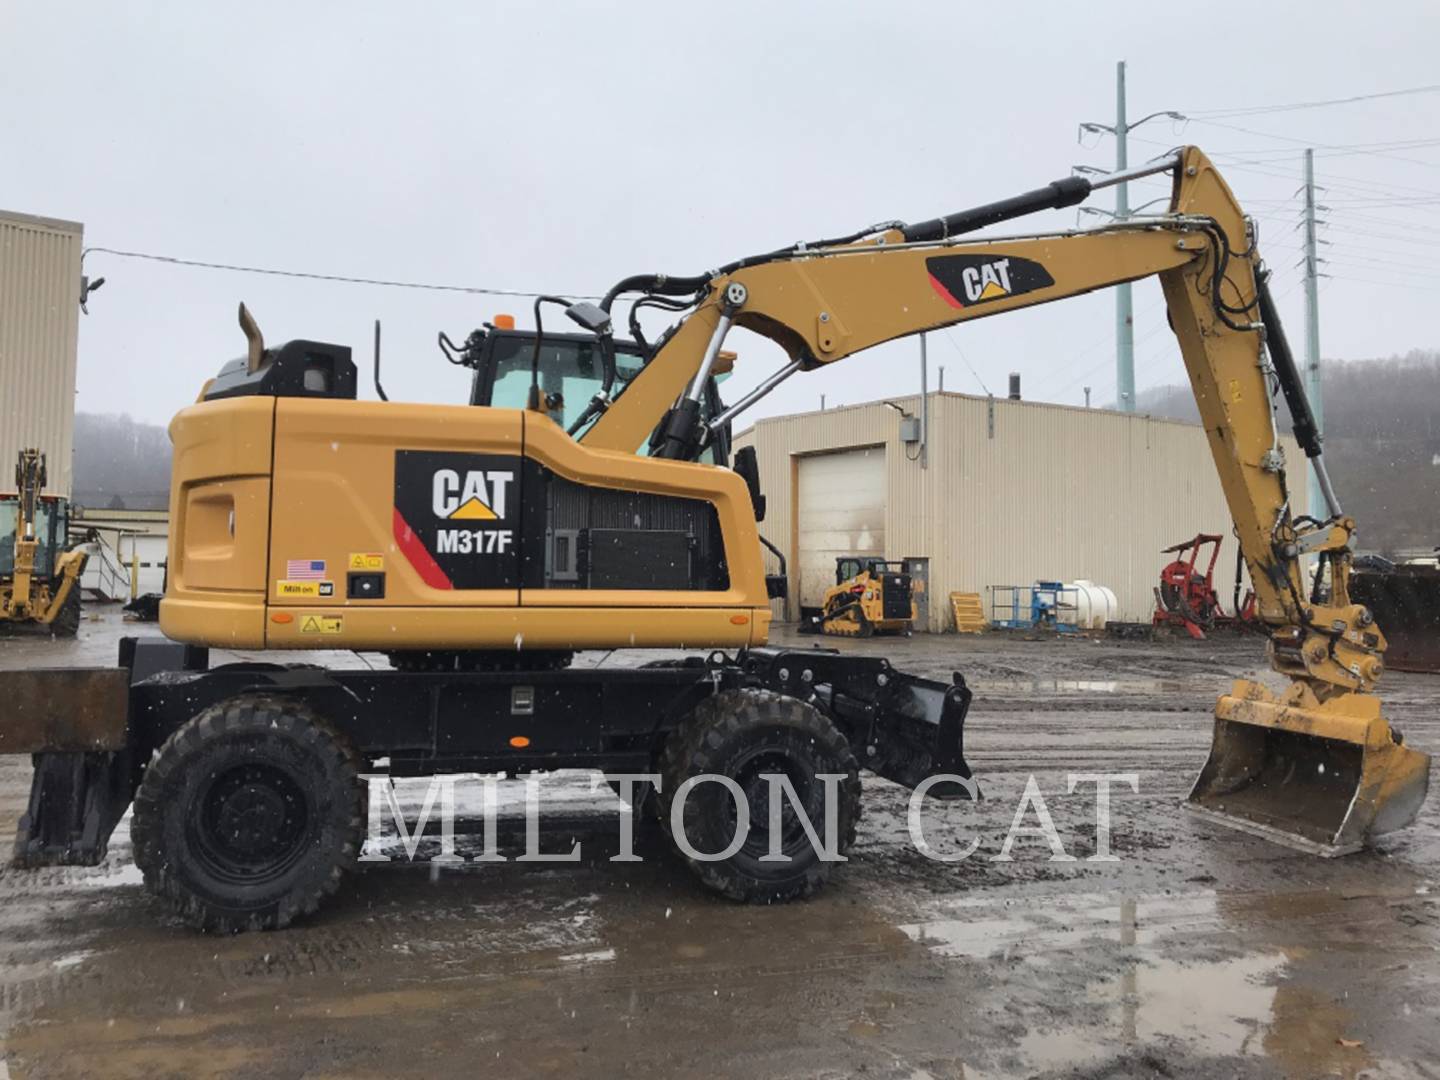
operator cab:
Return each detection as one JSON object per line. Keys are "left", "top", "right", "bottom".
{"left": 446, "top": 322, "right": 732, "bottom": 466}
{"left": 835, "top": 557, "right": 906, "bottom": 584}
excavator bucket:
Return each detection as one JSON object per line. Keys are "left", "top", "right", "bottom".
{"left": 1187, "top": 679, "right": 1431, "bottom": 856}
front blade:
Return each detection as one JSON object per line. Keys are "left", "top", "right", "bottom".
{"left": 869, "top": 673, "right": 978, "bottom": 799}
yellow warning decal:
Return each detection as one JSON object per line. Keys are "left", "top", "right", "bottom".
{"left": 448, "top": 496, "right": 498, "bottom": 521}
{"left": 276, "top": 580, "right": 335, "bottom": 599}
{"left": 348, "top": 552, "right": 385, "bottom": 571}
{"left": 299, "top": 614, "right": 343, "bottom": 634}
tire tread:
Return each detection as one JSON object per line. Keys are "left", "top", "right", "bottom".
{"left": 131, "top": 694, "right": 363, "bottom": 933}
{"left": 658, "top": 688, "right": 860, "bottom": 904}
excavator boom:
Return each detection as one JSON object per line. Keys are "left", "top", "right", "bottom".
{"left": 573, "top": 146, "right": 1429, "bottom": 854}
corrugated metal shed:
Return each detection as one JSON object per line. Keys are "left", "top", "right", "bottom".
{"left": 735, "top": 392, "right": 1306, "bottom": 628}
{"left": 1, "top": 210, "right": 83, "bottom": 497}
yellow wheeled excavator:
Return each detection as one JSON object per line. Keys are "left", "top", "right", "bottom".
{"left": 3, "top": 146, "right": 1427, "bottom": 932}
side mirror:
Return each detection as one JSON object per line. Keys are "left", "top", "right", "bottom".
{"left": 732, "top": 445, "right": 766, "bottom": 522}
{"left": 565, "top": 301, "right": 612, "bottom": 335}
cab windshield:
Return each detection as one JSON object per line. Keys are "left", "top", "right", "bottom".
{"left": 472, "top": 333, "right": 728, "bottom": 463}
{"left": 476, "top": 336, "right": 647, "bottom": 435}
{"left": 0, "top": 497, "right": 66, "bottom": 578}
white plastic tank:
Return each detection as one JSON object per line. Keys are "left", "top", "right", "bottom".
{"left": 1067, "top": 580, "right": 1118, "bottom": 629}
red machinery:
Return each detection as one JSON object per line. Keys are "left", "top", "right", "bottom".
{"left": 1153, "top": 533, "right": 1255, "bottom": 640}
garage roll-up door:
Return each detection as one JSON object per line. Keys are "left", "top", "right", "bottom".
{"left": 796, "top": 447, "right": 886, "bottom": 610}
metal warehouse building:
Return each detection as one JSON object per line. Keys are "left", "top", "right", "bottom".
{"left": 734, "top": 392, "right": 1305, "bottom": 631}
{"left": 0, "top": 210, "right": 83, "bottom": 496}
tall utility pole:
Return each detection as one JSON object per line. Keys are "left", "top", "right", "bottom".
{"left": 1080, "top": 67, "right": 1182, "bottom": 411}
{"left": 1302, "top": 148, "right": 1324, "bottom": 518}
{"left": 1114, "top": 60, "right": 1134, "bottom": 412}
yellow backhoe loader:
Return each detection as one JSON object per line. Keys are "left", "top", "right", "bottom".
{"left": 1, "top": 449, "right": 87, "bottom": 636}
{"left": 2, "top": 146, "right": 1428, "bottom": 932}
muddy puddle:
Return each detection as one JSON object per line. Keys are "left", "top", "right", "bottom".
{"left": 965, "top": 677, "right": 1191, "bottom": 695}
{"left": 893, "top": 886, "right": 1430, "bottom": 1077}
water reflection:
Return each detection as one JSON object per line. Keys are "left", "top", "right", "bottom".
{"left": 899, "top": 889, "right": 1377, "bottom": 1077}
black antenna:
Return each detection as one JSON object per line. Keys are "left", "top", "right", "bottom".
{"left": 373, "top": 319, "right": 389, "bottom": 401}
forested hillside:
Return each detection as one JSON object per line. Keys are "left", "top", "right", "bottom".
{"left": 1132, "top": 350, "right": 1440, "bottom": 554}
{"left": 72, "top": 413, "right": 172, "bottom": 510}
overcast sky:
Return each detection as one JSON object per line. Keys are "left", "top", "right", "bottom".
{"left": 3, "top": 2, "right": 1437, "bottom": 427}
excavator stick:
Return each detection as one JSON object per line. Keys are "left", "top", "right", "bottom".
{"left": 1164, "top": 260, "right": 1432, "bottom": 856}
{"left": 1188, "top": 680, "right": 1431, "bottom": 855}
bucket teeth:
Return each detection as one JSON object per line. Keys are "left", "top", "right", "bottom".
{"left": 1186, "top": 679, "right": 1431, "bottom": 856}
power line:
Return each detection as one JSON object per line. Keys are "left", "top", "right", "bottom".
{"left": 1189, "top": 146, "right": 1440, "bottom": 199}
{"left": 1041, "top": 307, "right": 1171, "bottom": 403}
{"left": 81, "top": 246, "right": 602, "bottom": 300}
{"left": 1211, "top": 137, "right": 1440, "bottom": 161}
{"left": 1185, "top": 83, "right": 1440, "bottom": 120}
{"left": 936, "top": 328, "right": 992, "bottom": 395}
{"left": 1124, "top": 132, "right": 1440, "bottom": 203}
{"left": 1326, "top": 273, "right": 1440, "bottom": 293}
{"left": 1184, "top": 117, "right": 1440, "bottom": 170}
{"left": 1333, "top": 209, "right": 1440, "bottom": 235}
{"left": 1325, "top": 222, "right": 1439, "bottom": 247}
{"left": 1327, "top": 259, "right": 1440, "bottom": 280}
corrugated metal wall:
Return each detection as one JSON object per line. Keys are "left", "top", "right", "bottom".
{"left": 735, "top": 392, "right": 1305, "bottom": 629}
{"left": 735, "top": 394, "right": 928, "bottom": 624}
{"left": 0, "top": 211, "right": 83, "bottom": 497}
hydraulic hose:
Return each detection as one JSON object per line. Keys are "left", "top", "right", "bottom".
{"left": 600, "top": 273, "right": 712, "bottom": 315}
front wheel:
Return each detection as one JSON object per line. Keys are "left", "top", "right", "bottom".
{"left": 659, "top": 689, "right": 860, "bottom": 903}
{"left": 131, "top": 696, "right": 364, "bottom": 932}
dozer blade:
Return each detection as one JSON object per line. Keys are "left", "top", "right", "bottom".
{"left": 1186, "top": 679, "right": 1431, "bottom": 856}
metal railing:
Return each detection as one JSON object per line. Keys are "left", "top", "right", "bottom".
{"left": 79, "top": 534, "right": 131, "bottom": 601}
{"left": 988, "top": 582, "right": 1083, "bottom": 632}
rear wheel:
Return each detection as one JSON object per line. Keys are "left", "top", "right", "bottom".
{"left": 659, "top": 689, "right": 860, "bottom": 903}
{"left": 131, "top": 696, "right": 363, "bottom": 932}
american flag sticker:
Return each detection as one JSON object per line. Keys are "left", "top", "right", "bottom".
{"left": 285, "top": 559, "right": 327, "bottom": 580}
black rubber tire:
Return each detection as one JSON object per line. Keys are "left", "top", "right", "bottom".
{"left": 131, "top": 695, "right": 364, "bottom": 933}
{"left": 48, "top": 588, "right": 80, "bottom": 637}
{"left": 658, "top": 689, "right": 860, "bottom": 904}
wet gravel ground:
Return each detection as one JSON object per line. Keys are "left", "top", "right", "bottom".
{"left": 0, "top": 609, "right": 1436, "bottom": 1079}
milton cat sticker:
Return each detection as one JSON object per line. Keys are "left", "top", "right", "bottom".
{"left": 926, "top": 254, "right": 1055, "bottom": 309}
{"left": 393, "top": 450, "right": 528, "bottom": 589}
